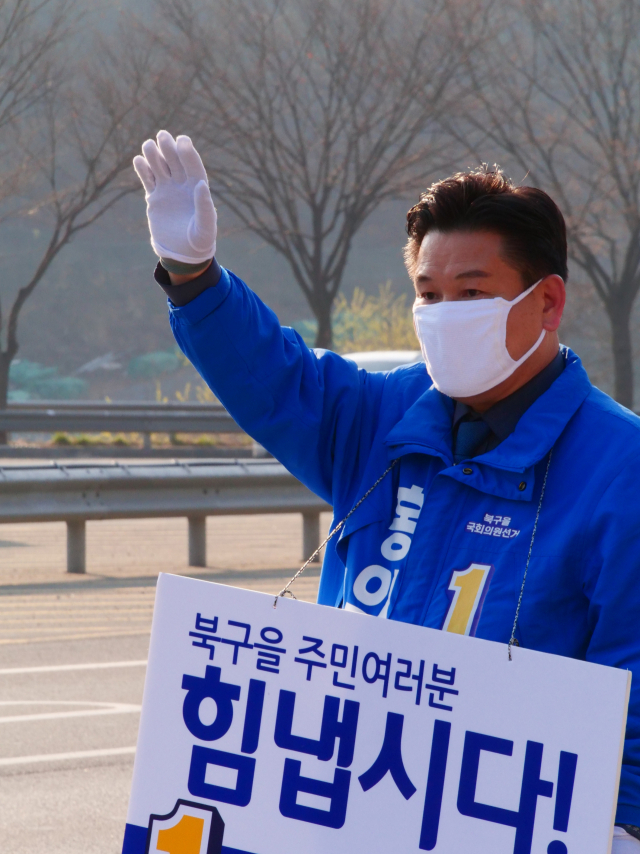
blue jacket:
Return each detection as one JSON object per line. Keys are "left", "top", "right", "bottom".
{"left": 168, "top": 265, "right": 640, "bottom": 826}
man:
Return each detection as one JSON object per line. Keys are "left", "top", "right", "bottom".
{"left": 134, "top": 131, "right": 640, "bottom": 851}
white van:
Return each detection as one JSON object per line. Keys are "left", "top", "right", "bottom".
{"left": 342, "top": 350, "right": 422, "bottom": 372}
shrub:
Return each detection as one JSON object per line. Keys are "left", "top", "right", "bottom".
{"left": 9, "top": 360, "right": 88, "bottom": 399}
{"left": 292, "top": 282, "right": 417, "bottom": 353}
{"left": 196, "top": 435, "right": 216, "bottom": 445}
{"left": 8, "top": 389, "right": 31, "bottom": 402}
{"left": 29, "top": 376, "right": 88, "bottom": 399}
{"left": 9, "top": 360, "right": 57, "bottom": 387}
{"left": 127, "top": 350, "right": 181, "bottom": 379}
{"left": 332, "top": 282, "right": 417, "bottom": 353}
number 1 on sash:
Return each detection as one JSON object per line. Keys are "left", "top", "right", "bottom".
{"left": 442, "top": 563, "right": 493, "bottom": 637}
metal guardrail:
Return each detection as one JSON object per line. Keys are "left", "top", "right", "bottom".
{"left": 0, "top": 459, "right": 330, "bottom": 574}
{"left": 0, "top": 402, "right": 241, "bottom": 435}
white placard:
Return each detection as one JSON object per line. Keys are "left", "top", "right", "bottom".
{"left": 123, "top": 573, "right": 630, "bottom": 854}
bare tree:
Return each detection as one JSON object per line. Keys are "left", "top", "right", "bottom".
{"left": 160, "top": 0, "right": 487, "bottom": 347}
{"left": 0, "top": 13, "right": 190, "bottom": 425}
{"left": 0, "top": 0, "right": 70, "bottom": 211}
{"left": 464, "top": 0, "right": 640, "bottom": 407}
{"left": 0, "top": 0, "right": 69, "bottom": 132}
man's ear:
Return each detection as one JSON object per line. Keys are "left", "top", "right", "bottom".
{"left": 541, "top": 275, "right": 566, "bottom": 332}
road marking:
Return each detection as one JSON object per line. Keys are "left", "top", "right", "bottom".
{"left": 0, "top": 746, "right": 136, "bottom": 767}
{"left": 0, "top": 700, "right": 141, "bottom": 723}
{"left": 0, "top": 629, "right": 152, "bottom": 646}
{"left": 2, "top": 610, "right": 154, "bottom": 622}
{"left": 1, "top": 595, "right": 156, "bottom": 606}
{"left": 0, "top": 659, "right": 147, "bottom": 675}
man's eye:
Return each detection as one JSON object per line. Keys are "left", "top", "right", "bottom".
{"left": 465, "top": 289, "right": 481, "bottom": 298}
{"left": 421, "top": 292, "right": 438, "bottom": 301}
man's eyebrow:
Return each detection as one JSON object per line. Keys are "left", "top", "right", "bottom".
{"left": 414, "top": 269, "right": 491, "bottom": 285}
{"left": 455, "top": 269, "right": 491, "bottom": 279}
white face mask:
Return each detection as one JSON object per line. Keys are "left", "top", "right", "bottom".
{"left": 412, "top": 279, "right": 545, "bottom": 398}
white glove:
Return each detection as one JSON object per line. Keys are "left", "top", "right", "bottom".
{"left": 133, "top": 130, "right": 216, "bottom": 265}
{"left": 613, "top": 826, "right": 640, "bottom": 852}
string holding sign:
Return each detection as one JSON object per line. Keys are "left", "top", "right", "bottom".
{"left": 508, "top": 449, "right": 553, "bottom": 661}
{"left": 274, "top": 459, "right": 399, "bottom": 607}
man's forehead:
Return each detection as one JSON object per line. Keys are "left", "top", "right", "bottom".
{"left": 415, "top": 230, "right": 506, "bottom": 279}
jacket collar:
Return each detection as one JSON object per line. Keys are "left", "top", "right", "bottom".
{"left": 384, "top": 348, "right": 592, "bottom": 474}
{"left": 452, "top": 349, "right": 566, "bottom": 442}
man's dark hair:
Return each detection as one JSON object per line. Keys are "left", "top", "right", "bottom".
{"left": 405, "top": 165, "right": 568, "bottom": 286}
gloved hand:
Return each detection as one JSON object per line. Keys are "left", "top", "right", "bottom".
{"left": 133, "top": 130, "right": 216, "bottom": 266}
{"left": 613, "top": 826, "right": 640, "bottom": 852}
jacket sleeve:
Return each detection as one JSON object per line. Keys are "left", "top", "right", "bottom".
{"left": 167, "top": 266, "right": 386, "bottom": 507}
{"left": 582, "top": 457, "right": 640, "bottom": 827}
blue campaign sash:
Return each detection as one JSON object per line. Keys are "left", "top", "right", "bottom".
{"left": 341, "top": 454, "right": 428, "bottom": 619}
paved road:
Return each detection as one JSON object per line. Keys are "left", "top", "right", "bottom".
{"left": 0, "top": 512, "right": 327, "bottom": 853}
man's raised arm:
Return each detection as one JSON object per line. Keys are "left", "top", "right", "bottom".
{"left": 132, "top": 131, "right": 386, "bottom": 505}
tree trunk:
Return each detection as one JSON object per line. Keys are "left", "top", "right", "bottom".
{"left": 0, "top": 351, "right": 10, "bottom": 445}
{"left": 314, "top": 301, "right": 333, "bottom": 350}
{"left": 608, "top": 306, "right": 634, "bottom": 409}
